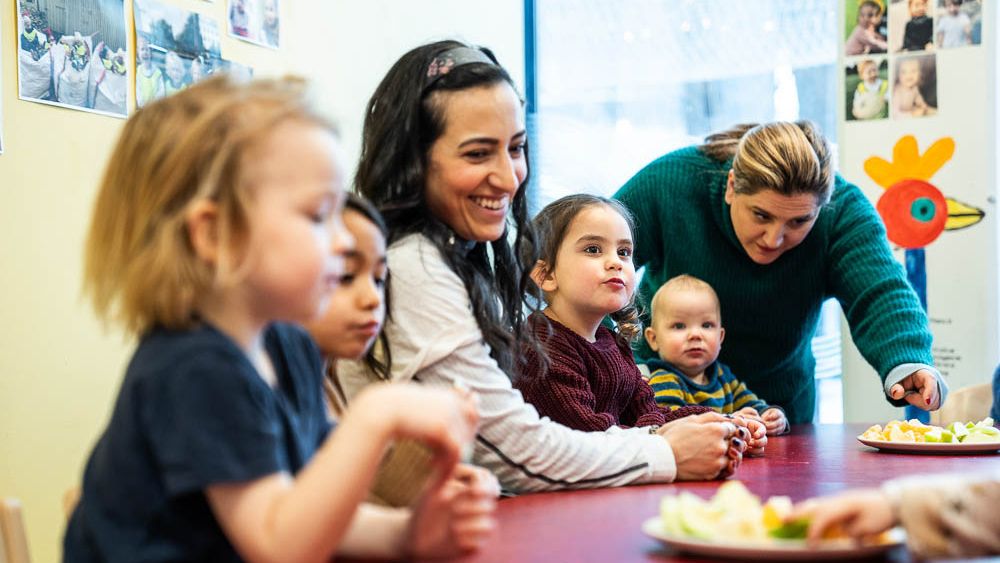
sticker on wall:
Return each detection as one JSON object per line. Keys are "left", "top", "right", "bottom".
{"left": 15, "top": 0, "right": 128, "bottom": 118}
{"left": 134, "top": 0, "right": 228, "bottom": 108}
{"left": 227, "top": 0, "right": 280, "bottom": 49}
{"left": 892, "top": 53, "right": 936, "bottom": 118}
{"left": 845, "top": 0, "right": 889, "bottom": 56}
{"left": 846, "top": 57, "right": 889, "bottom": 120}
{"left": 864, "top": 135, "right": 985, "bottom": 308}
{"left": 935, "top": 0, "right": 981, "bottom": 48}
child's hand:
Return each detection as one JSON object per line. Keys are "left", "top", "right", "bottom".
{"left": 736, "top": 406, "right": 763, "bottom": 422}
{"left": 789, "top": 489, "right": 896, "bottom": 546}
{"left": 407, "top": 464, "right": 500, "bottom": 558}
{"left": 761, "top": 407, "right": 789, "bottom": 435}
{"left": 730, "top": 414, "right": 767, "bottom": 456}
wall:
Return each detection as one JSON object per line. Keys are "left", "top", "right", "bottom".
{"left": 837, "top": 2, "right": 998, "bottom": 422}
{"left": 0, "top": 1, "right": 524, "bottom": 561}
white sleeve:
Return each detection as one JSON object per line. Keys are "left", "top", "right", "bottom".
{"left": 341, "top": 235, "right": 676, "bottom": 493}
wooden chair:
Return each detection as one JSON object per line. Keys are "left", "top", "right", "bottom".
{"left": 0, "top": 498, "right": 30, "bottom": 563}
{"left": 930, "top": 382, "right": 993, "bottom": 427}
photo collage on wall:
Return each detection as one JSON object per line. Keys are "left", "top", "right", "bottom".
{"left": 843, "top": 0, "right": 982, "bottom": 122}
{"left": 134, "top": 0, "right": 254, "bottom": 109}
{"left": 10, "top": 0, "right": 274, "bottom": 127}
{"left": 15, "top": 0, "right": 128, "bottom": 118}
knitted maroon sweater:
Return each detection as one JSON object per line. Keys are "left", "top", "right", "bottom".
{"left": 515, "top": 313, "right": 709, "bottom": 431}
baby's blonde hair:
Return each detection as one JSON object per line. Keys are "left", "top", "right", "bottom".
{"left": 84, "top": 74, "right": 335, "bottom": 335}
{"left": 857, "top": 59, "right": 878, "bottom": 74}
{"left": 649, "top": 274, "right": 721, "bottom": 326}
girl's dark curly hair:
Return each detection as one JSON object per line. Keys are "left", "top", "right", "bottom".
{"left": 355, "top": 40, "right": 542, "bottom": 379}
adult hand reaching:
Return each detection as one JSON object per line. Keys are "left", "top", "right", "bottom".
{"left": 888, "top": 369, "right": 941, "bottom": 410}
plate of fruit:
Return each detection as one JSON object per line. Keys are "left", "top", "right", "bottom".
{"left": 642, "top": 481, "right": 904, "bottom": 560}
{"left": 857, "top": 418, "right": 1000, "bottom": 453}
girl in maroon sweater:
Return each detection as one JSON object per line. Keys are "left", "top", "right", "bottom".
{"left": 515, "top": 195, "right": 758, "bottom": 440}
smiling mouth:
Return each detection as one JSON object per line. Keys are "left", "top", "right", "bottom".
{"left": 471, "top": 196, "right": 508, "bottom": 211}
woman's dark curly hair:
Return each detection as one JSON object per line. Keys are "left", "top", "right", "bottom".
{"left": 354, "top": 39, "right": 542, "bottom": 379}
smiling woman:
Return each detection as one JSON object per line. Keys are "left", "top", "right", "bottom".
{"left": 615, "top": 121, "right": 948, "bottom": 424}
{"left": 339, "top": 40, "right": 744, "bottom": 495}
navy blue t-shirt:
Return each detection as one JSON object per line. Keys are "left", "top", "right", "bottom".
{"left": 64, "top": 322, "right": 332, "bottom": 562}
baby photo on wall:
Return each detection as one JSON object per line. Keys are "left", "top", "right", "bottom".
{"left": 228, "top": 0, "right": 280, "bottom": 49}
{"left": 845, "top": 0, "right": 889, "bottom": 56}
{"left": 936, "top": 0, "right": 982, "bottom": 48}
{"left": 890, "top": 0, "right": 935, "bottom": 52}
{"left": 16, "top": 0, "right": 128, "bottom": 118}
{"left": 846, "top": 57, "right": 889, "bottom": 121}
{"left": 892, "top": 53, "right": 937, "bottom": 118}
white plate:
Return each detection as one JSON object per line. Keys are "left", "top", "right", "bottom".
{"left": 642, "top": 518, "right": 905, "bottom": 561}
{"left": 857, "top": 436, "right": 1000, "bottom": 454}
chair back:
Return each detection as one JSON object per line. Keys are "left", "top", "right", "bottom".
{"left": 930, "top": 382, "right": 993, "bottom": 426}
{"left": 0, "top": 498, "right": 30, "bottom": 563}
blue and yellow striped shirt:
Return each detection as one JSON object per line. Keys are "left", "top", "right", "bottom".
{"left": 646, "top": 359, "right": 770, "bottom": 414}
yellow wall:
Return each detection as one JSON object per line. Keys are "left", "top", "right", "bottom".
{"left": 0, "top": 1, "right": 523, "bottom": 561}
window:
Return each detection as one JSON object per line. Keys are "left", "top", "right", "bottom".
{"left": 527, "top": 0, "right": 843, "bottom": 422}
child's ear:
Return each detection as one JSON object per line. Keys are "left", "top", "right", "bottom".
{"left": 644, "top": 326, "right": 659, "bottom": 352}
{"left": 531, "top": 260, "right": 558, "bottom": 292}
{"left": 718, "top": 326, "right": 726, "bottom": 346}
{"left": 186, "top": 199, "right": 221, "bottom": 265}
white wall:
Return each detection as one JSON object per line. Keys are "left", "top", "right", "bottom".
{"left": 0, "top": 2, "right": 524, "bottom": 561}
{"left": 837, "top": 2, "right": 999, "bottom": 422}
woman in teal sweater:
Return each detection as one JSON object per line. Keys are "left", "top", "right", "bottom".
{"left": 614, "top": 121, "right": 946, "bottom": 424}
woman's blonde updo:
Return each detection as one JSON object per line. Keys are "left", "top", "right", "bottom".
{"left": 701, "top": 121, "right": 834, "bottom": 205}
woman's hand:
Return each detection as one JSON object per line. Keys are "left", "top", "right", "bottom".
{"left": 888, "top": 369, "right": 941, "bottom": 410}
{"left": 658, "top": 412, "right": 745, "bottom": 480}
{"left": 760, "top": 408, "right": 789, "bottom": 435}
{"left": 407, "top": 464, "right": 500, "bottom": 558}
{"left": 789, "top": 489, "right": 896, "bottom": 545}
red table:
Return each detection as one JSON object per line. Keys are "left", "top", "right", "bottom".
{"left": 457, "top": 423, "right": 1000, "bottom": 563}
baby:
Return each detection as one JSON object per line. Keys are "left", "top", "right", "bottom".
{"left": 845, "top": 0, "right": 888, "bottom": 56}
{"left": 644, "top": 275, "right": 788, "bottom": 435}
{"left": 892, "top": 57, "right": 932, "bottom": 117}
{"left": 851, "top": 59, "right": 888, "bottom": 120}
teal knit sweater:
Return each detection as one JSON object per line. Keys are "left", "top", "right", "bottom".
{"left": 614, "top": 146, "right": 933, "bottom": 423}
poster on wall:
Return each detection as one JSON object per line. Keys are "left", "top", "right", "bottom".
{"left": 227, "top": 0, "right": 280, "bottom": 49}
{"left": 15, "top": 0, "right": 128, "bottom": 118}
{"left": 135, "top": 0, "right": 254, "bottom": 108}
{"left": 838, "top": 0, "right": 993, "bottom": 421}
